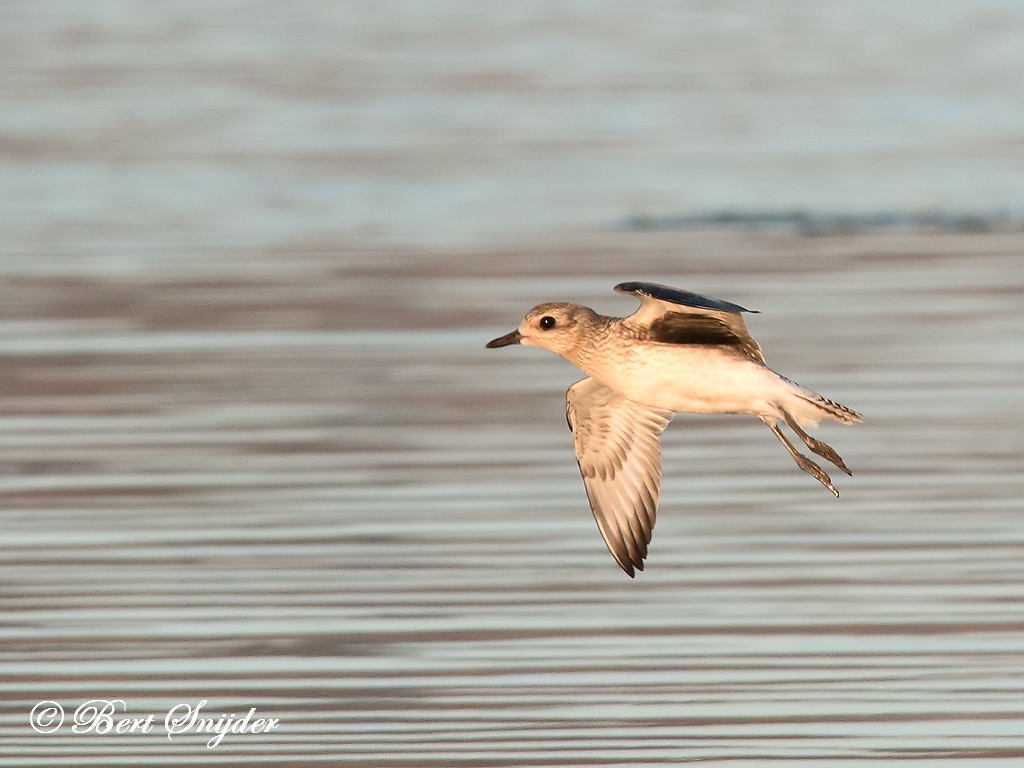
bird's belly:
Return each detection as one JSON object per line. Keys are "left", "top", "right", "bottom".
{"left": 585, "top": 345, "right": 780, "bottom": 416}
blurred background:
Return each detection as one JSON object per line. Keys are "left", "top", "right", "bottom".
{"left": 5, "top": 0, "right": 1024, "bottom": 258}
{"left": 2, "top": 2, "right": 1024, "bottom": 765}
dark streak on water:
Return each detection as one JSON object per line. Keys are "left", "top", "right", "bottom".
{"left": 623, "top": 209, "right": 1024, "bottom": 237}
{"left": 1, "top": 233, "right": 1024, "bottom": 765}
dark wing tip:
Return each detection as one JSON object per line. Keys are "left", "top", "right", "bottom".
{"left": 617, "top": 554, "right": 645, "bottom": 578}
{"left": 612, "top": 540, "right": 646, "bottom": 578}
{"left": 614, "top": 281, "right": 757, "bottom": 314}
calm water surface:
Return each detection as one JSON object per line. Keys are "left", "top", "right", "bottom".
{"left": 1, "top": 233, "right": 1023, "bottom": 765}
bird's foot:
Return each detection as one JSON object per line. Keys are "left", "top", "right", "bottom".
{"left": 794, "top": 453, "right": 839, "bottom": 497}
{"left": 779, "top": 408, "right": 853, "bottom": 475}
{"left": 803, "top": 436, "right": 852, "bottom": 476}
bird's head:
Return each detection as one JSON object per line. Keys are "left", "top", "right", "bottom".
{"left": 486, "top": 302, "right": 596, "bottom": 358}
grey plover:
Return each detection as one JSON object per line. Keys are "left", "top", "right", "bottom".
{"left": 487, "top": 281, "right": 861, "bottom": 577}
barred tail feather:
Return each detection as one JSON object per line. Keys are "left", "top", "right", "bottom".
{"left": 796, "top": 392, "right": 862, "bottom": 425}
{"left": 775, "top": 374, "right": 862, "bottom": 428}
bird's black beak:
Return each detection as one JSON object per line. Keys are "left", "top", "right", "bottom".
{"left": 486, "top": 330, "right": 523, "bottom": 348}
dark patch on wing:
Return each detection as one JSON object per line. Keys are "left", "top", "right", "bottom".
{"left": 648, "top": 312, "right": 763, "bottom": 361}
{"left": 615, "top": 281, "right": 756, "bottom": 314}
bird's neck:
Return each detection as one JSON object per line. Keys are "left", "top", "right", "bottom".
{"left": 564, "top": 314, "right": 626, "bottom": 371}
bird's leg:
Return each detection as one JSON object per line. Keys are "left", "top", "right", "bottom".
{"left": 760, "top": 417, "right": 838, "bottom": 497}
{"left": 779, "top": 408, "right": 852, "bottom": 476}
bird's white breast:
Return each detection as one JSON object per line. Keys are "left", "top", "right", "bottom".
{"left": 574, "top": 339, "right": 782, "bottom": 417}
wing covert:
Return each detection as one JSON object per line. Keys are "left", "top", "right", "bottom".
{"left": 614, "top": 281, "right": 765, "bottom": 363}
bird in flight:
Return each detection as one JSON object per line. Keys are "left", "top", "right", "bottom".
{"left": 486, "top": 281, "right": 861, "bottom": 577}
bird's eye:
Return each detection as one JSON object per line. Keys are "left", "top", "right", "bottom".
{"left": 539, "top": 316, "right": 556, "bottom": 330}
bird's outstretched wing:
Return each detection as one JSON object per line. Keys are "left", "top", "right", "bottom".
{"left": 565, "top": 377, "right": 674, "bottom": 577}
{"left": 614, "top": 281, "right": 765, "bottom": 363}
